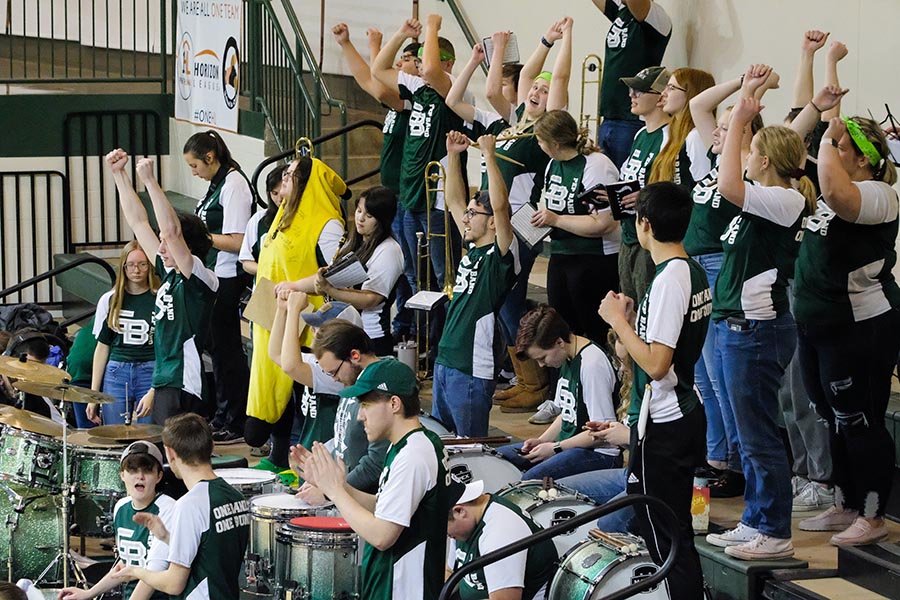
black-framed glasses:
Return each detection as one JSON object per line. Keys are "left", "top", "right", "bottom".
{"left": 463, "top": 208, "right": 491, "bottom": 219}
{"left": 324, "top": 359, "right": 345, "bottom": 379}
{"left": 665, "top": 83, "right": 687, "bottom": 93}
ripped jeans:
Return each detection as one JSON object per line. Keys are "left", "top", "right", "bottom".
{"left": 797, "top": 309, "right": 900, "bottom": 518}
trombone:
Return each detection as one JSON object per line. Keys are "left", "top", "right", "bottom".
{"left": 414, "top": 160, "right": 456, "bottom": 377}
{"left": 579, "top": 53, "right": 603, "bottom": 140}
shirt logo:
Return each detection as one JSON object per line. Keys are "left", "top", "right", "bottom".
{"left": 452, "top": 252, "right": 486, "bottom": 295}
{"left": 383, "top": 110, "right": 397, "bottom": 135}
{"left": 334, "top": 399, "right": 354, "bottom": 459}
{"left": 804, "top": 199, "right": 835, "bottom": 237}
{"left": 300, "top": 388, "right": 318, "bottom": 418}
{"left": 606, "top": 19, "right": 629, "bottom": 49}
{"left": 720, "top": 215, "right": 743, "bottom": 246}
{"left": 153, "top": 282, "right": 175, "bottom": 322}
{"left": 118, "top": 309, "right": 153, "bottom": 345}
{"left": 555, "top": 378, "right": 577, "bottom": 423}
{"left": 544, "top": 173, "right": 579, "bottom": 213}
{"left": 408, "top": 102, "right": 436, "bottom": 138}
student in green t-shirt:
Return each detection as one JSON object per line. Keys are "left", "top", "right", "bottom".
{"left": 598, "top": 180, "right": 710, "bottom": 600}
{"left": 431, "top": 132, "right": 516, "bottom": 438}
{"left": 446, "top": 479, "right": 558, "bottom": 600}
{"left": 88, "top": 241, "right": 159, "bottom": 426}
{"left": 300, "top": 358, "right": 450, "bottom": 600}
{"left": 105, "top": 149, "right": 218, "bottom": 425}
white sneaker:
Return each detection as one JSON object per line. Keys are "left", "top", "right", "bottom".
{"left": 528, "top": 400, "right": 561, "bottom": 425}
{"left": 792, "top": 481, "right": 835, "bottom": 512}
{"left": 706, "top": 523, "right": 759, "bottom": 548}
{"left": 724, "top": 534, "right": 794, "bottom": 560}
{"left": 798, "top": 506, "right": 858, "bottom": 532}
{"left": 791, "top": 475, "right": 810, "bottom": 496}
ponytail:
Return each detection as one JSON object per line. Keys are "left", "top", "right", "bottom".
{"left": 183, "top": 130, "right": 241, "bottom": 171}
{"left": 795, "top": 175, "right": 817, "bottom": 213}
{"left": 575, "top": 127, "right": 599, "bottom": 156}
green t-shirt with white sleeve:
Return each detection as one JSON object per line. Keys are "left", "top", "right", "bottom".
{"left": 115, "top": 493, "right": 176, "bottom": 600}
{"left": 94, "top": 289, "right": 156, "bottom": 362}
{"left": 381, "top": 105, "right": 411, "bottom": 193}
{"left": 683, "top": 152, "right": 743, "bottom": 257}
{"left": 195, "top": 169, "right": 253, "bottom": 278}
{"left": 619, "top": 124, "right": 668, "bottom": 245}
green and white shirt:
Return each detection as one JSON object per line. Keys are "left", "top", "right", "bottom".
{"left": 362, "top": 427, "right": 450, "bottom": 600}
{"left": 471, "top": 104, "right": 548, "bottom": 212}
{"left": 437, "top": 241, "right": 516, "bottom": 379}
{"left": 555, "top": 342, "right": 619, "bottom": 458}
{"left": 381, "top": 104, "right": 411, "bottom": 193}
{"left": 163, "top": 478, "right": 249, "bottom": 600}
{"left": 448, "top": 495, "right": 558, "bottom": 600}
{"left": 151, "top": 256, "right": 218, "bottom": 397}
{"left": 794, "top": 180, "right": 900, "bottom": 324}
{"left": 630, "top": 257, "right": 711, "bottom": 426}
{"left": 543, "top": 152, "right": 621, "bottom": 255}
{"left": 397, "top": 71, "right": 470, "bottom": 212}
{"left": 619, "top": 124, "right": 668, "bottom": 245}
{"left": 600, "top": 0, "right": 672, "bottom": 120}
{"left": 359, "top": 238, "right": 406, "bottom": 341}
{"left": 683, "top": 152, "right": 742, "bottom": 257}
{"left": 672, "top": 129, "right": 713, "bottom": 190}
{"left": 94, "top": 289, "right": 156, "bottom": 362}
{"left": 195, "top": 169, "right": 253, "bottom": 278}
{"left": 239, "top": 208, "right": 276, "bottom": 266}
{"left": 295, "top": 353, "right": 342, "bottom": 451}
{"left": 115, "top": 493, "right": 176, "bottom": 600}
{"left": 713, "top": 185, "right": 806, "bottom": 320}
{"left": 333, "top": 394, "right": 389, "bottom": 494}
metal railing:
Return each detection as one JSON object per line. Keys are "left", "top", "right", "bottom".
{"left": 1, "top": 0, "right": 170, "bottom": 92}
{"left": 439, "top": 0, "right": 486, "bottom": 75}
{"left": 0, "top": 170, "right": 71, "bottom": 305}
{"left": 439, "top": 494, "right": 681, "bottom": 600}
{"left": 0, "top": 254, "right": 115, "bottom": 307}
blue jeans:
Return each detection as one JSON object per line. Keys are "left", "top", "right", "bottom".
{"left": 558, "top": 468, "right": 635, "bottom": 533}
{"left": 392, "top": 205, "right": 416, "bottom": 336}
{"left": 497, "top": 442, "right": 622, "bottom": 480}
{"left": 714, "top": 314, "right": 796, "bottom": 539}
{"left": 101, "top": 360, "right": 154, "bottom": 425}
{"left": 598, "top": 118, "right": 645, "bottom": 170}
{"left": 691, "top": 253, "right": 740, "bottom": 471}
{"left": 401, "top": 207, "right": 448, "bottom": 291}
{"left": 498, "top": 238, "right": 541, "bottom": 345}
{"left": 431, "top": 363, "right": 494, "bottom": 437}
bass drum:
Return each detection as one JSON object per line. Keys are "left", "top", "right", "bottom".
{"left": 445, "top": 444, "right": 522, "bottom": 494}
{"left": 419, "top": 411, "right": 452, "bottom": 437}
{"left": 548, "top": 534, "right": 669, "bottom": 600}
{"left": 0, "top": 484, "right": 64, "bottom": 583}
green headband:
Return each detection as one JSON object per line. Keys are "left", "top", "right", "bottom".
{"left": 416, "top": 47, "right": 455, "bottom": 62}
{"left": 842, "top": 116, "right": 882, "bottom": 167}
{"left": 535, "top": 71, "right": 552, "bottom": 84}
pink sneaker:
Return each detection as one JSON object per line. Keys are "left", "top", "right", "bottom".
{"left": 798, "top": 506, "right": 857, "bottom": 532}
{"left": 830, "top": 517, "right": 889, "bottom": 547}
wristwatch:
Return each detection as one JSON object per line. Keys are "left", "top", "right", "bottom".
{"left": 553, "top": 442, "right": 563, "bottom": 454}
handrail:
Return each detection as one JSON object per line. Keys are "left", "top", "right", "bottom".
{"left": 0, "top": 255, "right": 116, "bottom": 303}
{"left": 439, "top": 0, "right": 487, "bottom": 75}
{"left": 249, "top": 119, "right": 384, "bottom": 203}
{"left": 439, "top": 494, "right": 680, "bottom": 600}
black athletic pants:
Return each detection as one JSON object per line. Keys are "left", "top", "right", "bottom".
{"left": 209, "top": 274, "right": 251, "bottom": 433}
{"left": 547, "top": 252, "right": 619, "bottom": 343}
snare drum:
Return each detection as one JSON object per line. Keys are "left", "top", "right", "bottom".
{"left": 498, "top": 480, "right": 599, "bottom": 556}
{"left": 246, "top": 493, "right": 333, "bottom": 593}
{"left": 548, "top": 534, "right": 668, "bottom": 600}
{"left": 0, "top": 425, "right": 66, "bottom": 491}
{"left": 72, "top": 446, "right": 126, "bottom": 537}
{"left": 275, "top": 516, "right": 359, "bottom": 600}
{"left": 419, "top": 411, "right": 453, "bottom": 436}
{"left": 446, "top": 444, "right": 522, "bottom": 494}
{"left": 216, "top": 468, "right": 277, "bottom": 499}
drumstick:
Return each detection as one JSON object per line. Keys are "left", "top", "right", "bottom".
{"left": 441, "top": 436, "right": 511, "bottom": 445}
{"left": 495, "top": 132, "right": 535, "bottom": 143}
{"left": 459, "top": 135, "right": 527, "bottom": 168}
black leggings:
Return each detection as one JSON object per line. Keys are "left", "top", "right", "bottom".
{"left": 209, "top": 274, "right": 252, "bottom": 433}
{"left": 547, "top": 252, "right": 619, "bottom": 343}
{"left": 244, "top": 382, "right": 305, "bottom": 468}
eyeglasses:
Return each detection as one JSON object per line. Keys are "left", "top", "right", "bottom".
{"left": 665, "top": 83, "right": 687, "bottom": 93}
{"left": 324, "top": 359, "right": 345, "bottom": 379}
{"left": 463, "top": 208, "right": 491, "bottom": 219}
{"left": 282, "top": 168, "right": 296, "bottom": 179}
{"left": 400, "top": 53, "right": 416, "bottom": 62}
{"left": 630, "top": 89, "right": 661, "bottom": 97}
{"left": 124, "top": 261, "right": 150, "bottom": 271}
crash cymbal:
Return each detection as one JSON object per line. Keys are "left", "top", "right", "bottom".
{"left": 90, "top": 423, "right": 163, "bottom": 442}
{"left": 0, "top": 356, "right": 69, "bottom": 385}
{"left": 67, "top": 429, "right": 127, "bottom": 448}
{"left": 0, "top": 406, "right": 63, "bottom": 437}
{"left": 13, "top": 381, "right": 116, "bottom": 404}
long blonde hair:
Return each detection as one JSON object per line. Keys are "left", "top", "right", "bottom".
{"left": 754, "top": 126, "right": 818, "bottom": 211}
{"left": 108, "top": 241, "right": 159, "bottom": 331}
{"left": 649, "top": 68, "right": 715, "bottom": 183}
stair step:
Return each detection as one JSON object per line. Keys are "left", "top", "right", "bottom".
{"left": 697, "top": 536, "right": 809, "bottom": 600}
{"left": 838, "top": 542, "right": 900, "bottom": 598}
{"left": 764, "top": 570, "right": 891, "bottom": 599}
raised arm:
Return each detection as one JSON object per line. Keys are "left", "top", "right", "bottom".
{"left": 445, "top": 43, "right": 483, "bottom": 124}
{"left": 719, "top": 97, "right": 763, "bottom": 207}
{"left": 791, "top": 30, "right": 828, "bottom": 109}
{"left": 789, "top": 85, "right": 847, "bottom": 140}
{"left": 105, "top": 149, "right": 160, "bottom": 262}
{"left": 817, "top": 117, "right": 863, "bottom": 221}
{"left": 333, "top": 23, "right": 403, "bottom": 111}
{"left": 480, "top": 135, "right": 513, "bottom": 255}
{"left": 624, "top": 0, "right": 653, "bottom": 21}
{"left": 690, "top": 76, "right": 742, "bottom": 149}
{"left": 547, "top": 17, "right": 573, "bottom": 111}
{"left": 421, "top": 14, "right": 452, "bottom": 98}
{"left": 135, "top": 158, "right": 196, "bottom": 277}
{"left": 518, "top": 20, "right": 563, "bottom": 107}
{"left": 823, "top": 41, "right": 848, "bottom": 121}
{"left": 444, "top": 131, "right": 470, "bottom": 234}
{"left": 372, "top": 19, "right": 421, "bottom": 90}
{"left": 280, "top": 291, "right": 316, "bottom": 387}
{"left": 484, "top": 31, "right": 512, "bottom": 117}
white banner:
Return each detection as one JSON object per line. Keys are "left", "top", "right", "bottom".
{"left": 175, "top": 1, "right": 242, "bottom": 133}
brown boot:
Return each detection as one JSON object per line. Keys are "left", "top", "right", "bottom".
{"left": 493, "top": 347, "right": 526, "bottom": 404}
{"left": 500, "top": 355, "right": 549, "bottom": 413}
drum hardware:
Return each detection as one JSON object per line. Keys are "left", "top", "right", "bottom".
{"left": 440, "top": 435, "right": 511, "bottom": 446}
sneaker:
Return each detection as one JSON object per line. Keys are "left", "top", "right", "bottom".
{"left": 709, "top": 471, "right": 745, "bottom": 498}
{"left": 791, "top": 475, "right": 810, "bottom": 496}
{"left": 695, "top": 464, "right": 725, "bottom": 482}
{"left": 792, "top": 481, "right": 835, "bottom": 512}
{"left": 829, "top": 517, "right": 889, "bottom": 547}
{"left": 209, "top": 419, "right": 226, "bottom": 434}
{"left": 252, "top": 458, "right": 286, "bottom": 474}
{"left": 528, "top": 400, "right": 561, "bottom": 425}
{"left": 498, "top": 369, "right": 516, "bottom": 385}
{"left": 798, "top": 506, "right": 858, "bottom": 532}
{"left": 724, "top": 534, "right": 794, "bottom": 560}
{"left": 250, "top": 443, "right": 271, "bottom": 457}
{"left": 212, "top": 428, "right": 245, "bottom": 445}
{"left": 706, "top": 523, "right": 759, "bottom": 548}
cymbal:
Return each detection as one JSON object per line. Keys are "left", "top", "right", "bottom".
{"left": 67, "top": 429, "right": 127, "bottom": 448}
{"left": 90, "top": 423, "right": 163, "bottom": 442}
{"left": 0, "top": 406, "right": 63, "bottom": 437}
{"left": 0, "top": 356, "right": 69, "bottom": 385}
{"left": 13, "top": 381, "right": 116, "bottom": 405}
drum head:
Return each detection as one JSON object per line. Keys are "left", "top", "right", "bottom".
{"left": 215, "top": 468, "right": 276, "bottom": 485}
{"left": 446, "top": 445, "right": 522, "bottom": 494}
{"left": 289, "top": 516, "right": 352, "bottom": 532}
{"left": 251, "top": 492, "right": 331, "bottom": 512}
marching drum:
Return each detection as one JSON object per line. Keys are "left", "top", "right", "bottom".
{"left": 498, "top": 480, "right": 599, "bottom": 556}
{"left": 446, "top": 444, "right": 522, "bottom": 494}
{"left": 419, "top": 411, "right": 452, "bottom": 436}
{"left": 246, "top": 493, "right": 333, "bottom": 594}
{"left": 72, "top": 446, "right": 126, "bottom": 537}
{"left": 0, "top": 424, "right": 67, "bottom": 492}
{"left": 0, "top": 484, "right": 64, "bottom": 582}
{"left": 548, "top": 533, "right": 669, "bottom": 600}
{"left": 216, "top": 468, "right": 278, "bottom": 499}
{"left": 275, "top": 516, "right": 359, "bottom": 600}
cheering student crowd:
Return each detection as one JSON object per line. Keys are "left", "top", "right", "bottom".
{"left": 10, "top": 1, "right": 892, "bottom": 599}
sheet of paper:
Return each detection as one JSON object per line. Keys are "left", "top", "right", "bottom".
{"left": 482, "top": 33, "right": 520, "bottom": 67}
{"left": 511, "top": 203, "right": 551, "bottom": 249}
{"left": 243, "top": 277, "right": 277, "bottom": 330}
{"left": 325, "top": 260, "right": 368, "bottom": 288}
{"left": 406, "top": 290, "right": 449, "bottom": 311}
